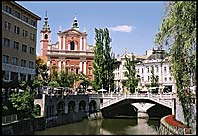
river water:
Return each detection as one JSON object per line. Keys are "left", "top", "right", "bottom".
{"left": 34, "top": 117, "right": 160, "bottom": 135}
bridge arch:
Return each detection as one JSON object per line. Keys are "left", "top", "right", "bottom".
{"left": 89, "top": 100, "right": 97, "bottom": 113}
{"left": 101, "top": 98, "right": 172, "bottom": 118}
{"left": 57, "top": 101, "right": 65, "bottom": 115}
{"left": 68, "top": 101, "right": 76, "bottom": 113}
{"left": 35, "top": 104, "right": 41, "bottom": 116}
{"left": 147, "top": 103, "right": 172, "bottom": 118}
{"left": 79, "top": 100, "right": 86, "bottom": 112}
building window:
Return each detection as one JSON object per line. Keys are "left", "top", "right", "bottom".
{"left": 76, "top": 68, "right": 79, "bottom": 74}
{"left": 137, "top": 68, "right": 139, "bottom": 73}
{"left": 164, "top": 66, "right": 167, "bottom": 73}
{"left": 88, "top": 68, "right": 92, "bottom": 75}
{"left": 22, "top": 44, "right": 27, "bottom": 52}
{"left": 28, "top": 74, "right": 32, "bottom": 81}
{"left": 2, "top": 71, "right": 9, "bottom": 80}
{"left": 30, "top": 33, "right": 35, "bottom": 41}
{"left": 5, "top": 6, "right": 12, "bottom": 14}
{"left": 148, "top": 76, "right": 150, "bottom": 82}
{"left": 20, "top": 73, "right": 26, "bottom": 81}
{"left": 3, "top": 38, "right": 10, "bottom": 47}
{"left": 14, "top": 26, "right": 20, "bottom": 34}
{"left": 169, "top": 66, "right": 171, "bottom": 71}
{"left": 11, "top": 72, "right": 18, "bottom": 81}
{"left": 29, "top": 47, "right": 35, "bottom": 54}
{"left": 165, "top": 77, "right": 167, "bottom": 82}
{"left": 142, "top": 68, "right": 144, "bottom": 73}
{"left": 23, "top": 30, "right": 28, "bottom": 37}
{"left": 169, "top": 77, "right": 172, "bottom": 81}
{"left": 15, "top": 11, "right": 21, "bottom": 19}
{"left": 156, "top": 65, "right": 159, "bottom": 73}
{"left": 3, "top": 55, "right": 9, "bottom": 64}
{"left": 13, "top": 41, "right": 19, "bottom": 50}
{"left": 12, "top": 57, "right": 18, "bottom": 65}
{"left": 147, "top": 67, "right": 149, "bottom": 73}
{"left": 71, "top": 68, "right": 74, "bottom": 73}
{"left": 44, "top": 34, "right": 48, "bottom": 39}
{"left": 21, "top": 59, "right": 26, "bottom": 67}
{"left": 29, "top": 61, "right": 34, "bottom": 69}
{"left": 70, "top": 41, "right": 75, "bottom": 50}
{"left": 4, "top": 21, "right": 11, "bottom": 31}
{"left": 22, "top": 15, "right": 28, "bottom": 23}
{"left": 141, "top": 77, "right": 144, "bottom": 82}
{"left": 30, "top": 19, "right": 36, "bottom": 27}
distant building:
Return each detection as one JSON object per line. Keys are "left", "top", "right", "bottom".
{"left": 113, "top": 48, "right": 176, "bottom": 93}
{"left": 40, "top": 14, "right": 94, "bottom": 88}
{"left": 2, "top": 1, "right": 41, "bottom": 82}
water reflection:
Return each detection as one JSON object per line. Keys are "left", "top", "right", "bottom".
{"left": 34, "top": 118, "right": 160, "bottom": 135}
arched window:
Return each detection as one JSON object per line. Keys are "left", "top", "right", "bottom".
{"left": 44, "top": 34, "right": 48, "bottom": 39}
{"left": 70, "top": 41, "right": 75, "bottom": 50}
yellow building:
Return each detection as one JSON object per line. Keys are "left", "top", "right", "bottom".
{"left": 2, "top": 1, "right": 41, "bottom": 81}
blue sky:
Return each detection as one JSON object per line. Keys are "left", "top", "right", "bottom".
{"left": 17, "top": 1, "right": 167, "bottom": 56}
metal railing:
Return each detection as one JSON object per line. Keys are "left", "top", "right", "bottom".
{"left": 2, "top": 114, "right": 18, "bottom": 125}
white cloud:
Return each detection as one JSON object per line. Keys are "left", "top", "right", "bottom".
{"left": 109, "top": 25, "right": 134, "bottom": 32}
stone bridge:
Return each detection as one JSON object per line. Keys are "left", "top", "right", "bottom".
{"left": 34, "top": 94, "right": 101, "bottom": 118}
{"left": 89, "top": 93, "right": 176, "bottom": 118}
{"left": 34, "top": 92, "right": 176, "bottom": 119}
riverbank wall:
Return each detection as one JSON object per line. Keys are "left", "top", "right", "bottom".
{"left": 2, "top": 119, "right": 33, "bottom": 135}
{"left": 45, "top": 111, "right": 87, "bottom": 128}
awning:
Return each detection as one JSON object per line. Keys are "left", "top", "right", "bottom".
{"left": 136, "top": 86, "right": 142, "bottom": 90}
{"left": 98, "top": 88, "right": 107, "bottom": 92}
{"left": 141, "top": 87, "right": 148, "bottom": 92}
{"left": 87, "top": 86, "right": 93, "bottom": 90}
{"left": 149, "top": 87, "right": 158, "bottom": 90}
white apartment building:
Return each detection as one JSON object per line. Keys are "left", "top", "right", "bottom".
{"left": 113, "top": 49, "right": 176, "bottom": 93}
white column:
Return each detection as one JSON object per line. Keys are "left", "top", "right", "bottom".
{"left": 25, "top": 74, "right": 28, "bottom": 81}
{"left": 84, "top": 38, "right": 86, "bottom": 51}
{"left": 63, "top": 36, "right": 66, "bottom": 50}
{"left": 18, "top": 73, "right": 20, "bottom": 80}
{"left": 80, "top": 37, "right": 82, "bottom": 51}
{"left": 63, "top": 61, "right": 66, "bottom": 71}
{"left": 47, "top": 60, "right": 50, "bottom": 67}
{"left": 58, "top": 60, "right": 62, "bottom": 72}
{"left": 8, "top": 71, "right": 11, "bottom": 81}
{"left": 80, "top": 61, "right": 82, "bottom": 72}
{"left": 83, "top": 61, "right": 86, "bottom": 75}
{"left": 59, "top": 36, "right": 61, "bottom": 50}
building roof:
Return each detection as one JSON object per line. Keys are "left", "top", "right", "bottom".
{"left": 147, "top": 49, "right": 166, "bottom": 60}
{"left": 13, "top": 1, "right": 41, "bottom": 20}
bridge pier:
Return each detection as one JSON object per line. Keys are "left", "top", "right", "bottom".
{"left": 137, "top": 111, "right": 149, "bottom": 118}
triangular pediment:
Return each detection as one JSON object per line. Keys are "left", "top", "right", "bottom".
{"left": 62, "top": 28, "right": 83, "bottom": 35}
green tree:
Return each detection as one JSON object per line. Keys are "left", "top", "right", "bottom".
{"left": 9, "top": 90, "right": 36, "bottom": 119}
{"left": 150, "top": 66, "right": 159, "bottom": 93}
{"left": 35, "top": 57, "right": 50, "bottom": 86}
{"left": 48, "top": 81, "right": 60, "bottom": 87}
{"left": 51, "top": 65, "right": 59, "bottom": 81}
{"left": 93, "top": 28, "right": 115, "bottom": 92}
{"left": 124, "top": 54, "right": 139, "bottom": 93}
{"left": 155, "top": 1, "right": 196, "bottom": 126}
{"left": 77, "top": 73, "right": 90, "bottom": 91}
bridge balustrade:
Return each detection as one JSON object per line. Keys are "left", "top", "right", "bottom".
{"left": 2, "top": 114, "right": 18, "bottom": 125}
{"left": 100, "top": 93, "right": 175, "bottom": 110}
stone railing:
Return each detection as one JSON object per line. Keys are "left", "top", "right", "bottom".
{"left": 2, "top": 114, "right": 18, "bottom": 125}
{"left": 100, "top": 93, "right": 174, "bottom": 109}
